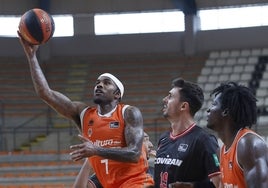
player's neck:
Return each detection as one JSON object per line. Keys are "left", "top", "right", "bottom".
{"left": 170, "top": 118, "right": 195, "bottom": 135}
{"left": 98, "top": 103, "right": 118, "bottom": 115}
{"left": 221, "top": 126, "right": 239, "bottom": 150}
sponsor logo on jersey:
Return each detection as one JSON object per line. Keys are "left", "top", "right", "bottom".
{"left": 90, "top": 139, "right": 121, "bottom": 147}
{"left": 178, "top": 143, "right": 188, "bottom": 152}
{"left": 212, "top": 153, "right": 220, "bottom": 167}
{"left": 110, "top": 121, "right": 120, "bottom": 128}
{"left": 155, "top": 157, "right": 183, "bottom": 167}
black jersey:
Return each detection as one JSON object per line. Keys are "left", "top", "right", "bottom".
{"left": 154, "top": 124, "right": 220, "bottom": 188}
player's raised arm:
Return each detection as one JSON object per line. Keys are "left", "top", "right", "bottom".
{"left": 18, "top": 31, "right": 87, "bottom": 128}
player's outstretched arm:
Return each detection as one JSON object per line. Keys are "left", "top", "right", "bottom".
{"left": 238, "top": 134, "right": 268, "bottom": 188}
{"left": 18, "top": 31, "right": 87, "bottom": 128}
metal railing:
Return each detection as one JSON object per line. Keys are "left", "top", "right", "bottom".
{"left": 0, "top": 106, "right": 78, "bottom": 152}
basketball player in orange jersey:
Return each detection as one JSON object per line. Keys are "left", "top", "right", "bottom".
{"left": 18, "top": 32, "right": 154, "bottom": 188}
{"left": 207, "top": 82, "right": 268, "bottom": 188}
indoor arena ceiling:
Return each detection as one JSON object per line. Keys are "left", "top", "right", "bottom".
{"left": 0, "top": 0, "right": 268, "bottom": 15}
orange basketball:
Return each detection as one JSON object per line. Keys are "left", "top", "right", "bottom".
{"left": 19, "top": 8, "right": 55, "bottom": 45}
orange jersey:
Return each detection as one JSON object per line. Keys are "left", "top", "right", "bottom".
{"left": 220, "top": 128, "right": 259, "bottom": 188}
{"left": 81, "top": 104, "right": 154, "bottom": 188}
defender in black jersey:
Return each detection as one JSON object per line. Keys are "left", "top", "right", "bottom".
{"left": 155, "top": 124, "right": 220, "bottom": 188}
{"left": 154, "top": 78, "right": 221, "bottom": 188}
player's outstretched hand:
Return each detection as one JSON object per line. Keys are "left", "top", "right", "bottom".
{"left": 70, "top": 134, "right": 97, "bottom": 161}
{"left": 17, "top": 30, "right": 39, "bottom": 59}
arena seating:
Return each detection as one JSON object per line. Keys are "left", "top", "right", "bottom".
{"left": 0, "top": 150, "right": 83, "bottom": 187}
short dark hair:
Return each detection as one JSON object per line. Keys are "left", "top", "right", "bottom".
{"left": 172, "top": 78, "right": 204, "bottom": 116}
{"left": 210, "top": 82, "right": 257, "bottom": 129}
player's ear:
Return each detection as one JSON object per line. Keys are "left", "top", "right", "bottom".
{"left": 221, "top": 109, "right": 229, "bottom": 117}
{"left": 113, "top": 89, "right": 121, "bottom": 100}
{"left": 180, "top": 102, "right": 189, "bottom": 111}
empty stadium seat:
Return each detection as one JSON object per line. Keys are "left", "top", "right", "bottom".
{"left": 240, "top": 49, "right": 251, "bottom": 57}
{"left": 215, "top": 59, "right": 226, "bottom": 66}
{"left": 226, "top": 58, "right": 236, "bottom": 66}
{"left": 212, "top": 67, "right": 222, "bottom": 74}
{"left": 248, "top": 56, "right": 258, "bottom": 64}
{"left": 251, "top": 49, "right": 262, "bottom": 56}
{"left": 230, "top": 74, "right": 240, "bottom": 81}
{"left": 219, "top": 51, "right": 230, "bottom": 58}
{"left": 262, "top": 48, "right": 268, "bottom": 55}
{"left": 197, "top": 76, "right": 208, "bottom": 84}
{"left": 219, "top": 74, "right": 229, "bottom": 82}
{"left": 263, "top": 72, "right": 268, "bottom": 79}
{"left": 240, "top": 73, "right": 251, "bottom": 81}
{"left": 204, "top": 83, "right": 215, "bottom": 92}
{"left": 237, "top": 57, "right": 248, "bottom": 65}
{"left": 205, "top": 59, "right": 216, "bottom": 66}
{"left": 209, "top": 51, "right": 220, "bottom": 59}
{"left": 201, "top": 67, "right": 212, "bottom": 75}
{"left": 222, "top": 66, "right": 232, "bottom": 74}
{"left": 260, "top": 79, "right": 268, "bottom": 88}
{"left": 233, "top": 65, "right": 244, "bottom": 73}
{"left": 244, "top": 64, "right": 255, "bottom": 73}
{"left": 256, "top": 88, "right": 267, "bottom": 98}
{"left": 230, "top": 50, "right": 240, "bottom": 57}
{"left": 208, "top": 75, "right": 218, "bottom": 83}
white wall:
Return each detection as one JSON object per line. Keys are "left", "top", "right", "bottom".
{"left": 2, "top": 26, "right": 268, "bottom": 58}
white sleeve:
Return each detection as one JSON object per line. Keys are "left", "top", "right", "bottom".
{"left": 122, "top": 105, "right": 130, "bottom": 119}
{"left": 80, "top": 107, "right": 90, "bottom": 131}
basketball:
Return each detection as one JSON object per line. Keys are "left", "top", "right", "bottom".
{"left": 18, "top": 8, "right": 55, "bottom": 45}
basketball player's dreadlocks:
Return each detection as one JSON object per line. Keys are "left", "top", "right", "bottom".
{"left": 210, "top": 82, "right": 257, "bottom": 130}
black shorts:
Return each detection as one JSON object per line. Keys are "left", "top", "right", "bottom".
{"left": 88, "top": 174, "right": 103, "bottom": 188}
